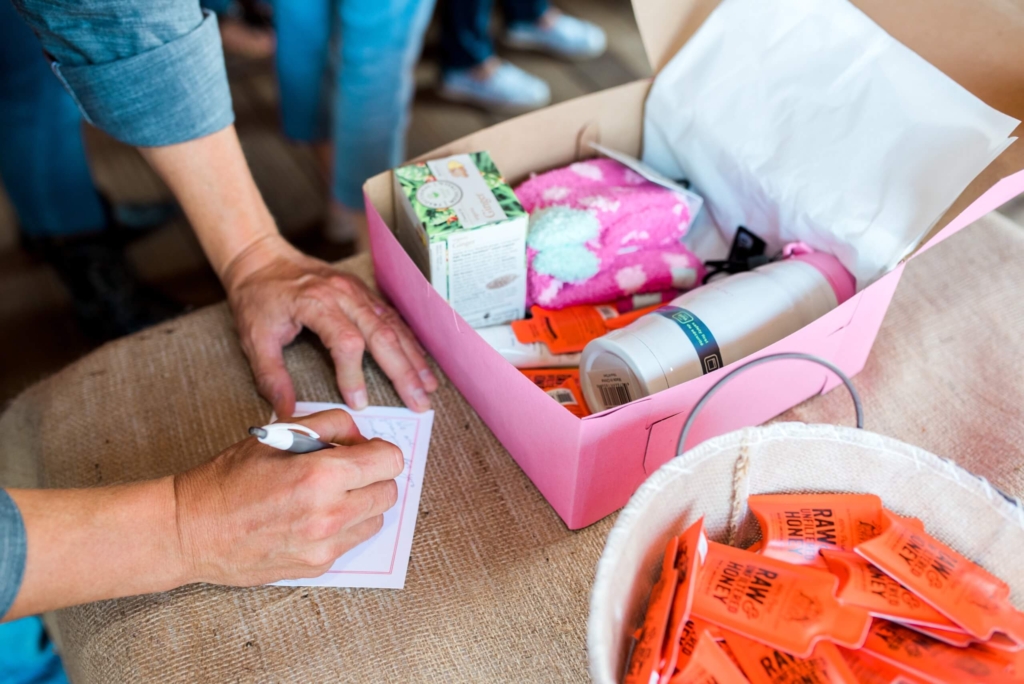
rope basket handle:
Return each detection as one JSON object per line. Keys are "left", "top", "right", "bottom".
{"left": 676, "top": 352, "right": 863, "bottom": 458}
{"left": 673, "top": 353, "right": 1021, "bottom": 510}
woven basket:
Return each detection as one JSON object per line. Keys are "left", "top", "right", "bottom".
{"left": 586, "top": 358, "right": 1024, "bottom": 684}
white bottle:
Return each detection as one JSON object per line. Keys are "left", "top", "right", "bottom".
{"left": 476, "top": 324, "right": 582, "bottom": 369}
{"left": 580, "top": 253, "right": 855, "bottom": 411}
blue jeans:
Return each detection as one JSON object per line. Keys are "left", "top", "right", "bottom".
{"left": 0, "top": 618, "right": 69, "bottom": 684}
{"left": 274, "top": 0, "right": 435, "bottom": 209}
{"left": 440, "top": 0, "right": 548, "bottom": 70}
{"left": 0, "top": 0, "right": 106, "bottom": 239}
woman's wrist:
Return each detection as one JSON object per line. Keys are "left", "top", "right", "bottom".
{"left": 219, "top": 230, "right": 296, "bottom": 294}
{"left": 6, "top": 476, "right": 192, "bottom": 618}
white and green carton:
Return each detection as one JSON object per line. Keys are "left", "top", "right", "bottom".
{"left": 393, "top": 152, "right": 528, "bottom": 328}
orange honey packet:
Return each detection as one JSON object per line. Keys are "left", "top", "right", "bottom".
{"left": 820, "top": 550, "right": 959, "bottom": 630}
{"left": 749, "top": 494, "right": 884, "bottom": 567}
{"left": 666, "top": 619, "right": 711, "bottom": 682}
{"left": 722, "top": 630, "right": 858, "bottom": 684}
{"left": 691, "top": 541, "right": 871, "bottom": 658}
{"left": 903, "top": 623, "right": 975, "bottom": 648}
{"left": 856, "top": 511, "right": 1024, "bottom": 646}
{"left": 861, "top": 620, "right": 1018, "bottom": 684}
{"left": 660, "top": 520, "right": 710, "bottom": 684}
{"left": 668, "top": 631, "right": 750, "bottom": 684}
{"left": 511, "top": 302, "right": 662, "bottom": 354}
{"left": 519, "top": 368, "right": 591, "bottom": 417}
{"left": 625, "top": 535, "right": 683, "bottom": 684}
{"left": 839, "top": 648, "right": 924, "bottom": 684}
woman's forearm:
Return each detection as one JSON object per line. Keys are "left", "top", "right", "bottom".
{"left": 137, "top": 124, "right": 280, "bottom": 284}
{"left": 5, "top": 478, "right": 187, "bottom": 620}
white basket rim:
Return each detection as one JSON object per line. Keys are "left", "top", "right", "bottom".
{"left": 587, "top": 421, "right": 1024, "bottom": 683}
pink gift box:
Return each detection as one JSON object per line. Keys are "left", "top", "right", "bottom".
{"left": 364, "top": 0, "right": 1024, "bottom": 529}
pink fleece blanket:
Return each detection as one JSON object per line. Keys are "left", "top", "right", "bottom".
{"left": 515, "top": 158, "right": 705, "bottom": 309}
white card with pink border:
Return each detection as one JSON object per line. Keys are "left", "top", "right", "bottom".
{"left": 271, "top": 401, "right": 434, "bottom": 589}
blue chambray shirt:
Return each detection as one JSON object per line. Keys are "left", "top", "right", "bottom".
{"left": 11, "top": 0, "right": 235, "bottom": 147}
{"left": 0, "top": 490, "right": 26, "bottom": 618}
{"left": 0, "top": 0, "right": 235, "bottom": 617}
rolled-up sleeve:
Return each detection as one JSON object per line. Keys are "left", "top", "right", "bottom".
{"left": 11, "top": 1, "right": 234, "bottom": 147}
{"left": 0, "top": 490, "right": 27, "bottom": 619}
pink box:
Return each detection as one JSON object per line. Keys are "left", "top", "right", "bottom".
{"left": 364, "top": 0, "right": 1024, "bottom": 529}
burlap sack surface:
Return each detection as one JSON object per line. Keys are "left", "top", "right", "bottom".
{"left": 1, "top": 213, "right": 1023, "bottom": 682}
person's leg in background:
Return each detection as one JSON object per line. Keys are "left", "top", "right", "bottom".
{"left": 437, "top": 0, "right": 605, "bottom": 112}
{"left": 0, "top": 1, "right": 180, "bottom": 342}
{"left": 272, "top": 0, "right": 342, "bottom": 240}
{"left": 329, "top": 0, "right": 436, "bottom": 250}
{"left": 438, "top": 0, "right": 551, "bottom": 112}
{"left": 502, "top": 0, "right": 605, "bottom": 60}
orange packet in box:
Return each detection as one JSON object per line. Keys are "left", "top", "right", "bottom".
{"left": 691, "top": 541, "right": 871, "bottom": 658}
{"left": 839, "top": 648, "right": 925, "bottom": 684}
{"left": 625, "top": 535, "right": 682, "bottom": 684}
{"left": 861, "top": 620, "right": 1018, "bottom": 684}
{"left": 659, "top": 520, "right": 710, "bottom": 684}
{"left": 820, "top": 550, "right": 960, "bottom": 631}
{"left": 511, "top": 302, "right": 662, "bottom": 354}
{"left": 748, "top": 494, "right": 884, "bottom": 567}
{"left": 668, "top": 631, "right": 749, "bottom": 684}
{"left": 856, "top": 510, "right": 1024, "bottom": 646}
{"left": 519, "top": 368, "right": 590, "bottom": 417}
{"left": 722, "top": 630, "right": 858, "bottom": 684}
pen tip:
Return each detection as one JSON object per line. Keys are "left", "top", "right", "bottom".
{"left": 249, "top": 427, "right": 267, "bottom": 438}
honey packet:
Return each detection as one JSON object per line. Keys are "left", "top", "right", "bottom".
{"left": 660, "top": 520, "right": 710, "bottom": 683}
{"left": 856, "top": 511, "right": 1024, "bottom": 646}
{"left": 748, "top": 494, "right": 884, "bottom": 567}
{"left": 668, "top": 631, "right": 750, "bottom": 684}
{"left": 861, "top": 620, "right": 1017, "bottom": 684}
{"left": 511, "top": 301, "right": 663, "bottom": 354}
{"left": 819, "top": 550, "right": 959, "bottom": 630}
{"left": 691, "top": 541, "right": 871, "bottom": 657}
{"left": 902, "top": 623, "right": 975, "bottom": 648}
{"left": 519, "top": 368, "right": 591, "bottom": 418}
{"left": 723, "top": 630, "right": 858, "bottom": 684}
{"left": 625, "top": 535, "right": 682, "bottom": 684}
{"left": 839, "top": 648, "right": 923, "bottom": 684}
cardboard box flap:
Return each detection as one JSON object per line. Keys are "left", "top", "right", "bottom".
{"left": 915, "top": 167, "right": 1024, "bottom": 259}
{"left": 633, "top": 0, "right": 1024, "bottom": 98}
{"left": 629, "top": 0, "right": 715, "bottom": 76}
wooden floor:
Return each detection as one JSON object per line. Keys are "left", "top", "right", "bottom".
{"left": 0, "top": 0, "right": 650, "bottom": 404}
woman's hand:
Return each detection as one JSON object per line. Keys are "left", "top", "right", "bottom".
{"left": 222, "top": 234, "right": 438, "bottom": 417}
{"left": 5, "top": 410, "right": 408, "bottom": 620}
{"left": 174, "top": 410, "right": 404, "bottom": 585}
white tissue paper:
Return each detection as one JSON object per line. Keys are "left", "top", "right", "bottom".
{"left": 642, "top": 0, "right": 1020, "bottom": 289}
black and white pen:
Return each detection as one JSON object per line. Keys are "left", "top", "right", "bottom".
{"left": 248, "top": 423, "right": 334, "bottom": 454}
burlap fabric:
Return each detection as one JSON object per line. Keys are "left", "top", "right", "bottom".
{"left": 1, "top": 212, "right": 1023, "bottom": 682}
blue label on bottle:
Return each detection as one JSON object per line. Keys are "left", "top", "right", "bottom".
{"left": 655, "top": 306, "right": 723, "bottom": 374}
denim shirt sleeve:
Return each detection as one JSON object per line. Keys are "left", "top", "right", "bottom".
{"left": 11, "top": 0, "right": 234, "bottom": 147}
{"left": 0, "top": 489, "right": 27, "bottom": 619}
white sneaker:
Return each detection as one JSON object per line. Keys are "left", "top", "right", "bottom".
{"left": 504, "top": 13, "right": 607, "bottom": 60}
{"left": 439, "top": 61, "right": 551, "bottom": 113}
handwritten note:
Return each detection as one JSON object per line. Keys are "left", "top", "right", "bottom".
{"left": 271, "top": 402, "right": 434, "bottom": 589}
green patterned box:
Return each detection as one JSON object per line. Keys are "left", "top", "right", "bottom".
{"left": 393, "top": 152, "right": 528, "bottom": 327}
